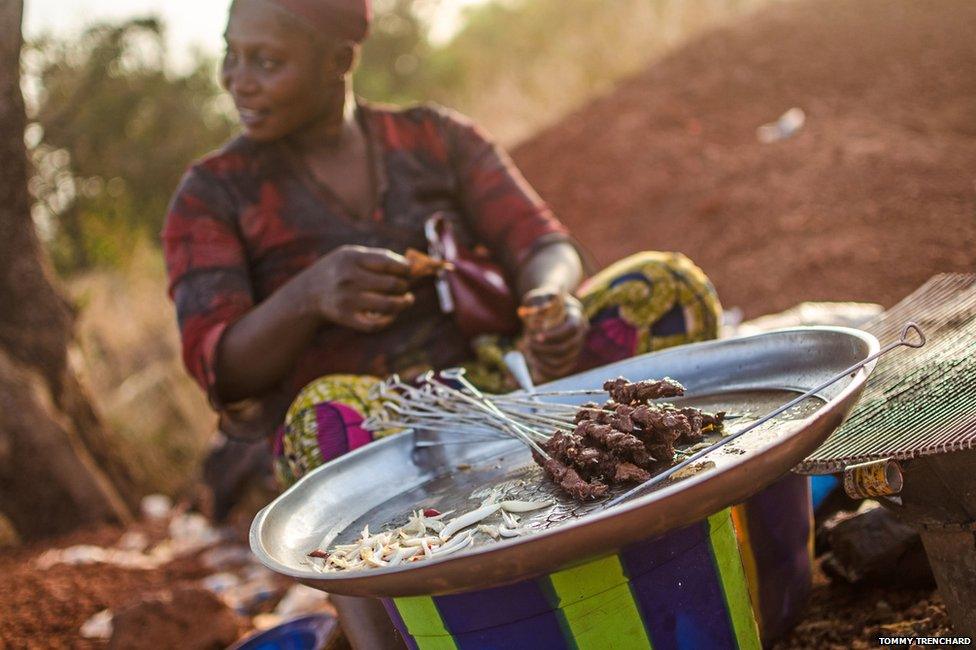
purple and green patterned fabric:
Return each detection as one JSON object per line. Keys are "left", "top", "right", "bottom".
{"left": 577, "top": 251, "right": 722, "bottom": 369}
{"left": 382, "top": 475, "right": 812, "bottom": 649}
{"left": 274, "top": 375, "right": 387, "bottom": 487}
{"left": 731, "top": 473, "right": 814, "bottom": 642}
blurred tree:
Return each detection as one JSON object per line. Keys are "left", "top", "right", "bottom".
{"left": 25, "top": 3, "right": 452, "bottom": 274}
{"left": 355, "top": 0, "right": 461, "bottom": 104}
{"left": 26, "top": 18, "right": 234, "bottom": 272}
{"left": 0, "top": 0, "right": 135, "bottom": 542}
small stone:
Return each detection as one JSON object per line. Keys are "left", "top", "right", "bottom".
{"left": 822, "top": 505, "right": 934, "bottom": 588}
{"left": 116, "top": 531, "right": 149, "bottom": 552}
{"left": 80, "top": 609, "right": 113, "bottom": 640}
{"left": 0, "top": 512, "right": 20, "bottom": 548}
{"left": 140, "top": 494, "right": 173, "bottom": 520}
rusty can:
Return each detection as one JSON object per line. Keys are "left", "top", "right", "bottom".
{"left": 843, "top": 458, "right": 904, "bottom": 499}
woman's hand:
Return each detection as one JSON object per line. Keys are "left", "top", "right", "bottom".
{"left": 304, "top": 245, "right": 415, "bottom": 332}
{"left": 213, "top": 245, "right": 413, "bottom": 403}
{"left": 522, "top": 290, "right": 588, "bottom": 380}
{"left": 514, "top": 242, "right": 586, "bottom": 380}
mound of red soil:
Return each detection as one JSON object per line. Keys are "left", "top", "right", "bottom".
{"left": 109, "top": 587, "right": 242, "bottom": 650}
{"left": 514, "top": 0, "right": 976, "bottom": 318}
{"left": 0, "top": 525, "right": 212, "bottom": 648}
{"left": 0, "top": 525, "right": 949, "bottom": 648}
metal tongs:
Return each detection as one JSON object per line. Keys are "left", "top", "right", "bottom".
{"left": 602, "top": 322, "right": 927, "bottom": 509}
{"left": 425, "top": 213, "right": 455, "bottom": 314}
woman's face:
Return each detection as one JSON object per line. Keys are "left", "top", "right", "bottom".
{"left": 222, "top": 0, "right": 339, "bottom": 142}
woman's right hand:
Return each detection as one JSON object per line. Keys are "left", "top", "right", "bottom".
{"left": 304, "top": 245, "right": 415, "bottom": 332}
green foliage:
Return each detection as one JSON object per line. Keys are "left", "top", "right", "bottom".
{"left": 26, "top": 18, "right": 234, "bottom": 273}
{"left": 353, "top": 0, "right": 767, "bottom": 144}
{"left": 355, "top": 0, "right": 462, "bottom": 104}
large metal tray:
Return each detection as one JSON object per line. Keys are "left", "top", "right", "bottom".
{"left": 251, "top": 326, "right": 878, "bottom": 597}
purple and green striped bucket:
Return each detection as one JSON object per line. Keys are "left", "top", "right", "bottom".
{"left": 381, "top": 474, "right": 812, "bottom": 649}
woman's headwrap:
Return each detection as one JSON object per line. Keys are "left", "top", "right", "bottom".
{"left": 267, "top": 0, "right": 372, "bottom": 43}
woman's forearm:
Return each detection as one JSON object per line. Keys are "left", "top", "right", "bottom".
{"left": 213, "top": 271, "right": 322, "bottom": 403}
{"left": 212, "top": 245, "right": 415, "bottom": 403}
{"left": 515, "top": 241, "right": 584, "bottom": 299}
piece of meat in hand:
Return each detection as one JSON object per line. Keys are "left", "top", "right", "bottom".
{"left": 405, "top": 248, "right": 452, "bottom": 278}
{"left": 518, "top": 291, "right": 567, "bottom": 333}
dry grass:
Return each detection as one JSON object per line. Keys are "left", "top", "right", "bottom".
{"left": 67, "top": 241, "right": 215, "bottom": 498}
{"left": 450, "top": 0, "right": 775, "bottom": 146}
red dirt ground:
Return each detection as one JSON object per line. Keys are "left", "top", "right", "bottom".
{"left": 774, "top": 561, "right": 952, "bottom": 649}
{"left": 0, "top": 525, "right": 212, "bottom": 649}
{"left": 0, "top": 523, "right": 953, "bottom": 648}
{"left": 0, "top": 520, "right": 295, "bottom": 649}
{"left": 513, "top": 0, "right": 976, "bottom": 319}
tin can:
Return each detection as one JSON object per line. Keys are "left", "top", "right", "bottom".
{"left": 843, "top": 459, "right": 904, "bottom": 499}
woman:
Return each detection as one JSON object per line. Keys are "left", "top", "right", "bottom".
{"left": 164, "top": 0, "right": 721, "bottom": 491}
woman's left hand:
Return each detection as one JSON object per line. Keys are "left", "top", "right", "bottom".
{"left": 524, "top": 294, "right": 588, "bottom": 380}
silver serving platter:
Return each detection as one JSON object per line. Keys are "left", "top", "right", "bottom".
{"left": 251, "top": 326, "right": 878, "bottom": 597}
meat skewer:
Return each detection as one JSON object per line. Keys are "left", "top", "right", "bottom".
{"left": 603, "top": 376, "right": 685, "bottom": 404}
{"left": 535, "top": 378, "right": 725, "bottom": 501}
{"left": 405, "top": 248, "right": 453, "bottom": 278}
{"left": 363, "top": 372, "right": 725, "bottom": 502}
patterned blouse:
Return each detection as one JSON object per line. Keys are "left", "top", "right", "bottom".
{"left": 163, "top": 101, "right": 570, "bottom": 434}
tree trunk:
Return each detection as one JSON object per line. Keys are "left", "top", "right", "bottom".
{"left": 0, "top": 0, "right": 134, "bottom": 540}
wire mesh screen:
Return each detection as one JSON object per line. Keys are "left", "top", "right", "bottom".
{"left": 798, "top": 273, "right": 976, "bottom": 474}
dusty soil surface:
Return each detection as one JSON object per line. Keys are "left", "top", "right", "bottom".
{"left": 107, "top": 586, "right": 243, "bottom": 650}
{"left": 514, "top": 0, "right": 976, "bottom": 318}
{"left": 0, "top": 524, "right": 217, "bottom": 649}
{"left": 0, "top": 523, "right": 953, "bottom": 648}
{"left": 774, "top": 560, "right": 953, "bottom": 649}
{"left": 0, "top": 519, "right": 300, "bottom": 649}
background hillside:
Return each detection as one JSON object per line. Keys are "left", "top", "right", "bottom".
{"left": 514, "top": 0, "right": 976, "bottom": 318}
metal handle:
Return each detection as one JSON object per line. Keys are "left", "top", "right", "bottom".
{"left": 425, "top": 213, "right": 456, "bottom": 314}
{"left": 504, "top": 351, "right": 536, "bottom": 396}
{"left": 603, "top": 322, "right": 927, "bottom": 509}
{"left": 437, "top": 368, "right": 551, "bottom": 458}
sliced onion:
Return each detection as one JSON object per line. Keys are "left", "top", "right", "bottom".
{"left": 498, "top": 500, "right": 554, "bottom": 513}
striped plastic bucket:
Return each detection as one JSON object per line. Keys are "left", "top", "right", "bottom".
{"left": 382, "top": 474, "right": 812, "bottom": 650}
